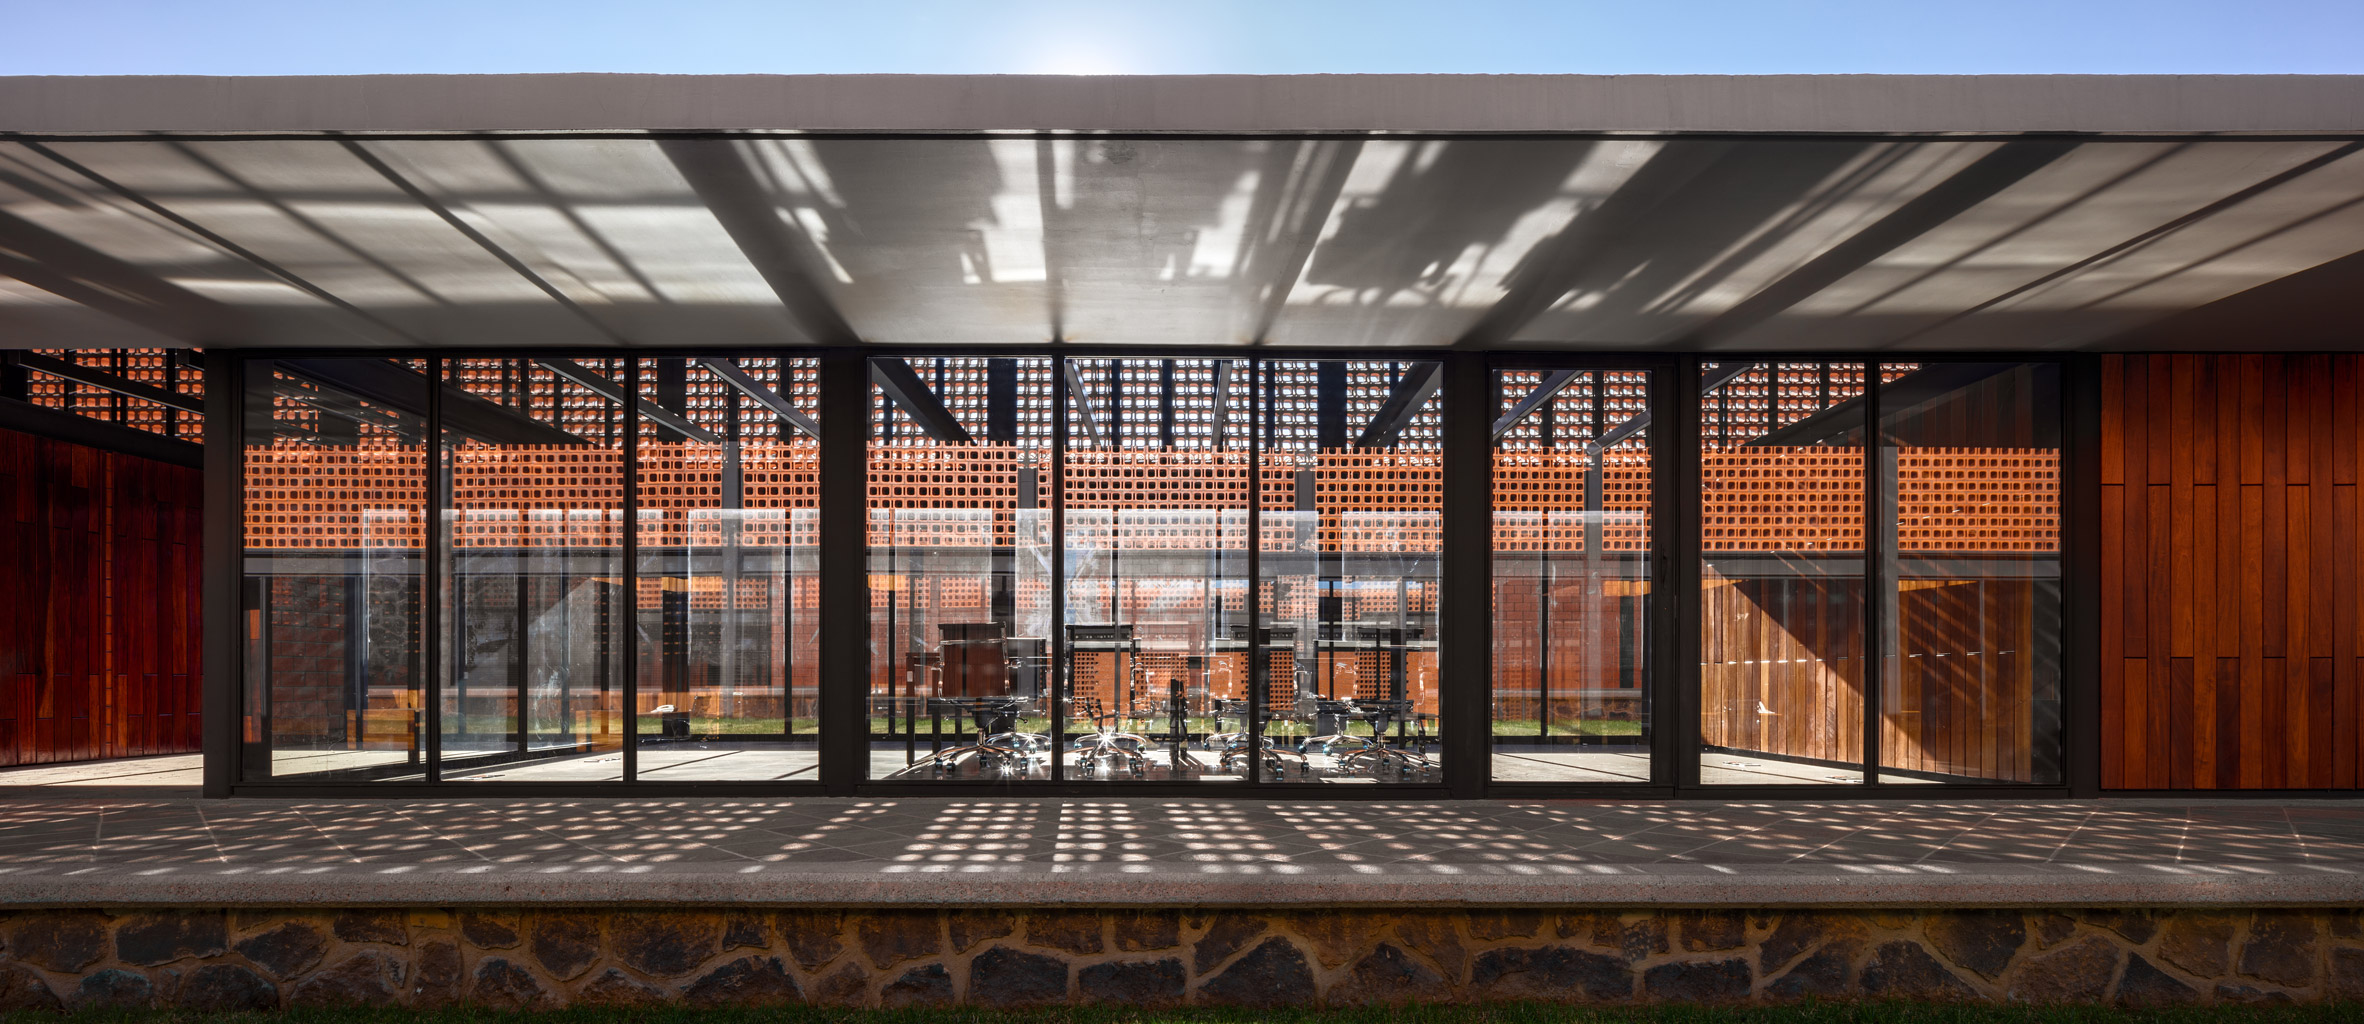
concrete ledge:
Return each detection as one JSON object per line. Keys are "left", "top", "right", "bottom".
{"left": 5, "top": 74, "right": 2364, "bottom": 135}
{"left": 2, "top": 797, "right": 2359, "bottom": 909}
{"left": 3, "top": 861, "right": 2361, "bottom": 910}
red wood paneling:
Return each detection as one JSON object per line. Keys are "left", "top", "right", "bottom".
{"left": 0, "top": 426, "right": 202, "bottom": 767}
{"left": 2101, "top": 354, "right": 2363, "bottom": 790}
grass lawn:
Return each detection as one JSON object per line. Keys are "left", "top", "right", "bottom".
{"left": 14, "top": 1003, "right": 2361, "bottom": 1024}
{"left": 1491, "top": 718, "right": 1647, "bottom": 738}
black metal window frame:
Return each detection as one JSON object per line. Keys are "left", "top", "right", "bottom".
{"left": 214, "top": 350, "right": 829, "bottom": 797}
{"left": 202, "top": 346, "right": 2090, "bottom": 799}
{"left": 853, "top": 350, "right": 1466, "bottom": 797}
{"left": 1658, "top": 352, "right": 2079, "bottom": 800}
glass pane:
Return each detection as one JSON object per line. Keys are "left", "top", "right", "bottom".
{"left": 867, "top": 357, "right": 1056, "bottom": 780}
{"left": 1258, "top": 360, "right": 1443, "bottom": 784}
{"left": 1491, "top": 369, "right": 1654, "bottom": 784}
{"left": 239, "top": 360, "right": 426, "bottom": 781}
{"left": 1699, "top": 362, "right": 1869, "bottom": 785}
{"left": 632, "top": 357, "right": 821, "bottom": 781}
{"left": 438, "top": 359, "right": 626, "bottom": 782}
{"left": 1058, "top": 359, "right": 1253, "bottom": 782}
{"left": 1879, "top": 362, "right": 2063, "bottom": 784}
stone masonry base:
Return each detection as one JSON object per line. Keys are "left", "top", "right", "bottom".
{"left": 2, "top": 907, "right": 2361, "bottom": 1010}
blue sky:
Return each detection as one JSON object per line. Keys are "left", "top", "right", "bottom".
{"left": 4, "top": 0, "right": 2359, "bottom": 75}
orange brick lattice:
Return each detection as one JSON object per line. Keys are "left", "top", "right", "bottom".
{"left": 26, "top": 347, "right": 202, "bottom": 439}
{"left": 1701, "top": 448, "right": 1867, "bottom": 552}
{"left": 248, "top": 442, "right": 2057, "bottom": 555}
{"left": 1491, "top": 448, "right": 1653, "bottom": 552}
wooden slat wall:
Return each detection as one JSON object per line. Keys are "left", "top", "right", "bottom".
{"left": 1884, "top": 578, "right": 2050, "bottom": 783}
{"left": 1699, "top": 575, "right": 1865, "bottom": 766}
{"left": 1699, "top": 575, "right": 2048, "bottom": 782}
{"left": 2101, "top": 353, "right": 2361, "bottom": 790}
{"left": 0, "top": 426, "right": 202, "bottom": 767}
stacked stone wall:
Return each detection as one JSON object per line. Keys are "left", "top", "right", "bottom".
{"left": 0, "top": 907, "right": 2358, "bottom": 1010}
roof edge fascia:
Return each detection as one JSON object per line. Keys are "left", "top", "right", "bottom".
{"left": 4, "top": 73, "right": 2364, "bottom": 136}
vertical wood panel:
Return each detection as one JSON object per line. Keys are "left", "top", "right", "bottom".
{"left": 0, "top": 427, "right": 203, "bottom": 768}
{"left": 2099, "top": 358, "right": 2126, "bottom": 790}
{"left": 2102, "top": 353, "right": 2364, "bottom": 790}
{"left": 2125, "top": 358, "right": 2150, "bottom": 655}
{"left": 2338, "top": 483, "right": 2359, "bottom": 788}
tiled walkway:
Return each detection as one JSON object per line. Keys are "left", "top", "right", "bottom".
{"left": 0, "top": 793, "right": 2357, "bottom": 908}
{"left": 0, "top": 750, "right": 1938, "bottom": 789}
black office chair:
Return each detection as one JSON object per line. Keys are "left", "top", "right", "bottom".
{"left": 1066, "top": 695, "right": 1151, "bottom": 778}
{"left": 1335, "top": 698, "right": 1438, "bottom": 781}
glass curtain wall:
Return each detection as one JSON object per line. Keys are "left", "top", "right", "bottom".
{"left": 1491, "top": 368, "right": 1654, "bottom": 784}
{"left": 631, "top": 357, "right": 822, "bottom": 782}
{"left": 239, "top": 354, "right": 823, "bottom": 787}
{"left": 438, "top": 359, "right": 626, "bottom": 782}
{"left": 1698, "top": 362, "right": 1869, "bottom": 785}
{"left": 867, "top": 357, "right": 1056, "bottom": 780}
{"left": 1059, "top": 358, "right": 1253, "bottom": 782}
{"left": 862, "top": 355, "right": 1445, "bottom": 785}
{"left": 1879, "top": 362, "right": 2063, "bottom": 784}
{"left": 1257, "top": 360, "right": 1444, "bottom": 784}
{"left": 1697, "top": 361, "right": 2062, "bottom": 786}
{"left": 236, "top": 351, "right": 2057, "bottom": 793}
{"left": 239, "top": 360, "right": 428, "bottom": 781}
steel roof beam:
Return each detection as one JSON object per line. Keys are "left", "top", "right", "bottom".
{"left": 537, "top": 359, "right": 717, "bottom": 444}
{"left": 1490, "top": 368, "right": 1578, "bottom": 443}
{"left": 0, "top": 396, "right": 203, "bottom": 468}
{"left": 1061, "top": 359, "right": 1104, "bottom": 448}
{"left": 11, "top": 351, "right": 203, "bottom": 415}
{"left": 697, "top": 357, "right": 819, "bottom": 440}
{"left": 1746, "top": 361, "right": 2023, "bottom": 448}
{"left": 1354, "top": 360, "right": 1442, "bottom": 448}
{"left": 1210, "top": 360, "right": 1235, "bottom": 451}
{"left": 871, "top": 357, "right": 972, "bottom": 445}
{"left": 277, "top": 358, "right": 586, "bottom": 447}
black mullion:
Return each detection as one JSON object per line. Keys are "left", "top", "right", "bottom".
{"left": 163, "top": 351, "right": 179, "bottom": 440}
{"left": 1669, "top": 358, "right": 1704, "bottom": 790}
{"left": 1050, "top": 359, "right": 1070, "bottom": 782}
{"left": 622, "top": 358, "right": 640, "bottom": 784}
{"left": 817, "top": 349, "right": 866, "bottom": 795}
{"left": 424, "top": 358, "right": 446, "bottom": 784}
{"left": 1537, "top": 500, "right": 1551, "bottom": 742}
{"left": 2064, "top": 355, "right": 2103, "bottom": 798}
{"left": 200, "top": 351, "right": 242, "bottom": 797}
{"left": 1245, "top": 359, "right": 1262, "bottom": 785}
{"left": 1159, "top": 359, "right": 1176, "bottom": 449}
{"left": 514, "top": 555, "right": 530, "bottom": 755}
{"left": 1863, "top": 362, "right": 1885, "bottom": 786}
{"left": 1439, "top": 352, "right": 1488, "bottom": 799}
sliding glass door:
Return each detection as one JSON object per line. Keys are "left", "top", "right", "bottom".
{"left": 1489, "top": 365, "right": 1659, "bottom": 786}
{"left": 1692, "top": 360, "right": 2063, "bottom": 788}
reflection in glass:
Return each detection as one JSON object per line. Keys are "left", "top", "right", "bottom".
{"left": 866, "top": 358, "right": 1056, "bottom": 780}
{"left": 632, "top": 357, "right": 821, "bottom": 781}
{"left": 1878, "top": 362, "right": 2062, "bottom": 784}
{"left": 239, "top": 360, "right": 426, "bottom": 781}
{"left": 1257, "top": 360, "right": 1443, "bottom": 784}
{"left": 1699, "top": 362, "right": 1870, "bottom": 785}
{"left": 1491, "top": 369, "right": 1653, "bottom": 784}
{"left": 438, "top": 359, "right": 625, "bottom": 782}
{"left": 1058, "top": 359, "right": 1252, "bottom": 782}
